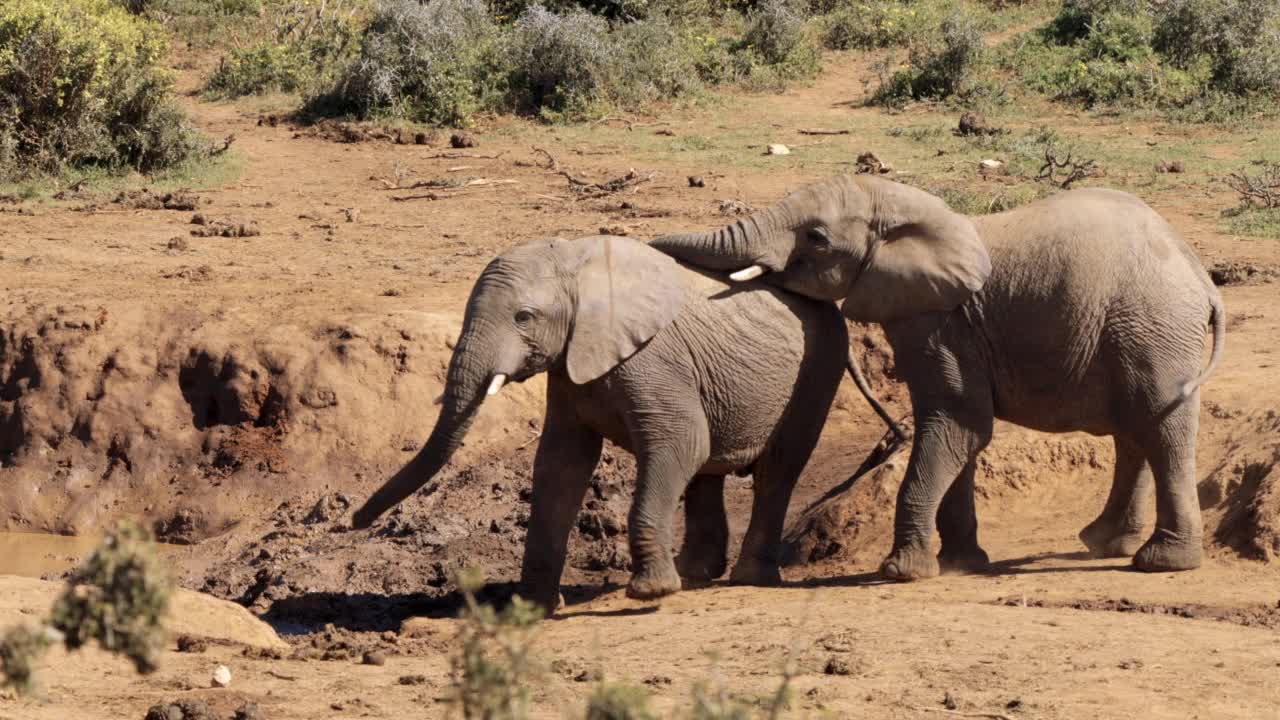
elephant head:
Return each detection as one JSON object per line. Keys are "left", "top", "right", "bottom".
{"left": 350, "top": 236, "right": 686, "bottom": 528}
{"left": 650, "top": 175, "right": 990, "bottom": 323}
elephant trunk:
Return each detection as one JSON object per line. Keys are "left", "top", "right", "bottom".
{"left": 649, "top": 208, "right": 781, "bottom": 273}
{"left": 350, "top": 324, "right": 500, "bottom": 529}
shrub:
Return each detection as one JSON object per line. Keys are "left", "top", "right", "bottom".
{"left": 1152, "top": 0, "right": 1280, "bottom": 96}
{"left": 733, "top": 0, "right": 821, "bottom": 89}
{"left": 817, "top": 0, "right": 940, "bottom": 50}
{"left": 0, "top": 522, "right": 171, "bottom": 695}
{"left": 450, "top": 569, "right": 544, "bottom": 720}
{"left": 0, "top": 0, "right": 206, "bottom": 179}
{"left": 874, "top": 9, "right": 986, "bottom": 105}
{"left": 318, "top": 0, "right": 504, "bottom": 125}
{"left": 205, "top": 0, "right": 371, "bottom": 97}
{"left": 509, "top": 6, "right": 617, "bottom": 118}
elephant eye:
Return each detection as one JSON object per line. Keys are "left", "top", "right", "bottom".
{"left": 515, "top": 309, "right": 536, "bottom": 325}
{"left": 806, "top": 226, "right": 831, "bottom": 247}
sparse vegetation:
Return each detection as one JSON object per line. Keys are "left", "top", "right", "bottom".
{"left": 872, "top": 8, "right": 991, "bottom": 107}
{"left": 0, "top": 0, "right": 209, "bottom": 180}
{"left": 1222, "top": 162, "right": 1280, "bottom": 238}
{"left": 0, "top": 522, "right": 172, "bottom": 696}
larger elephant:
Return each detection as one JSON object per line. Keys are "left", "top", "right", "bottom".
{"left": 651, "top": 176, "right": 1224, "bottom": 579}
{"left": 350, "top": 235, "right": 877, "bottom": 610}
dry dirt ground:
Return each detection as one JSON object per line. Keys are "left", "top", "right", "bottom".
{"left": 2, "top": 55, "right": 1280, "bottom": 719}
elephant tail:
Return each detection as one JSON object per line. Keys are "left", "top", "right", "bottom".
{"left": 1179, "top": 290, "right": 1225, "bottom": 400}
{"left": 846, "top": 346, "right": 907, "bottom": 443}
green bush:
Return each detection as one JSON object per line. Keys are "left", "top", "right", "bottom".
{"left": 205, "top": 0, "right": 371, "bottom": 97}
{"left": 0, "top": 0, "right": 207, "bottom": 179}
{"left": 816, "top": 0, "right": 940, "bottom": 50}
{"left": 873, "top": 8, "right": 986, "bottom": 105}
{"left": 586, "top": 681, "right": 658, "bottom": 720}
{"left": 317, "top": 0, "right": 504, "bottom": 125}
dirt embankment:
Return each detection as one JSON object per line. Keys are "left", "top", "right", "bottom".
{"left": 0, "top": 303, "right": 546, "bottom": 542}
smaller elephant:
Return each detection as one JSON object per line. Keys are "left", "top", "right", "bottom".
{"left": 351, "top": 235, "right": 885, "bottom": 611}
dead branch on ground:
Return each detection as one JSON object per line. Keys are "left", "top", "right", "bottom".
{"left": 559, "top": 168, "right": 655, "bottom": 198}
{"left": 798, "top": 128, "right": 851, "bottom": 135}
{"left": 423, "top": 151, "right": 507, "bottom": 160}
{"left": 1225, "top": 163, "right": 1280, "bottom": 209}
{"left": 907, "top": 706, "right": 1017, "bottom": 720}
{"left": 1037, "top": 144, "right": 1098, "bottom": 189}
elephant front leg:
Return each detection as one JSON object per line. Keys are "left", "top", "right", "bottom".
{"left": 518, "top": 395, "right": 603, "bottom": 615}
{"left": 675, "top": 475, "right": 729, "bottom": 588}
{"left": 627, "top": 443, "right": 708, "bottom": 601}
{"left": 882, "top": 411, "right": 992, "bottom": 582}
{"left": 936, "top": 460, "right": 990, "bottom": 575}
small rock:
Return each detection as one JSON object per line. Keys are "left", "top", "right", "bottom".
{"left": 212, "top": 664, "right": 232, "bottom": 688}
{"left": 414, "top": 132, "right": 430, "bottom": 145}
{"left": 363, "top": 650, "right": 388, "bottom": 666}
{"left": 574, "top": 668, "right": 603, "bottom": 682}
{"left": 643, "top": 675, "right": 673, "bottom": 686}
{"left": 176, "top": 634, "right": 207, "bottom": 653}
{"left": 166, "top": 237, "right": 190, "bottom": 252}
{"left": 823, "top": 657, "right": 853, "bottom": 676}
{"left": 598, "top": 225, "right": 631, "bottom": 236}
{"left": 1006, "top": 699, "right": 1024, "bottom": 711}
{"left": 943, "top": 691, "right": 959, "bottom": 710}
{"left": 190, "top": 213, "right": 208, "bottom": 226}
{"left": 1155, "top": 160, "right": 1186, "bottom": 173}
{"left": 234, "top": 703, "right": 264, "bottom": 720}
{"left": 687, "top": 175, "right": 706, "bottom": 188}
{"left": 766, "top": 144, "right": 791, "bottom": 156}
{"left": 450, "top": 132, "right": 476, "bottom": 149}
{"left": 399, "top": 674, "right": 429, "bottom": 685}
{"left": 343, "top": 208, "right": 360, "bottom": 223}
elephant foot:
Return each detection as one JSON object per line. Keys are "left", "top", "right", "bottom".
{"left": 880, "top": 546, "right": 940, "bottom": 582}
{"left": 675, "top": 544, "right": 727, "bottom": 587}
{"left": 516, "top": 581, "right": 564, "bottom": 617}
{"left": 728, "top": 560, "right": 782, "bottom": 587}
{"left": 1133, "top": 531, "right": 1202, "bottom": 573}
{"left": 1079, "top": 522, "right": 1146, "bottom": 559}
{"left": 626, "top": 567, "right": 682, "bottom": 601}
{"left": 937, "top": 543, "right": 990, "bottom": 575}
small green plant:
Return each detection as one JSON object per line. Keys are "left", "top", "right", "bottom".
{"left": 0, "top": 521, "right": 172, "bottom": 696}
{"left": 450, "top": 568, "right": 545, "bottom": 720}
{"left": 585, "top": 680, "right": 658, "bottom": 720}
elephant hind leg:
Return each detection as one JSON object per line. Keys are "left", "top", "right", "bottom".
{"left": 675, "top": 474, "right": 729, "bottom": 588}
{"left": 1079, "top": 434, "right": 1152, "bottom": 558}
{"left": 936, "top": 460, "right": 990, "bottom": 575}
{"left": 1133, "top": 396, "right": 1203, "bottom": 572}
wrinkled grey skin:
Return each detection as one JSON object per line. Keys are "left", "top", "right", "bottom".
{"left": 652, "top": 177, "right": 1224, "bottom": 580}
{"left": 351, "top": 235, "right": 853, "bottom": 611}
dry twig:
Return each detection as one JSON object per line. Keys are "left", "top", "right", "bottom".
{"left": 424, "top": 151, "right": 507, "bottom": 160}
{"left": 1225, "top": 163, "right": 1280, "bottom": 209}
{"left": 907, "top": 706, "right": 1017, "bottom": 720}
{"left": 798, "top": 128, "right": 851, "bottom": 136}
{"left": 559, "top": 169, "right": 655, "bottom": 198}
{"left": 1037, "top": 144, "right": 1097, "bottom": 189}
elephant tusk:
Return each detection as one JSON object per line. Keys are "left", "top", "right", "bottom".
{"left": 487, "top": 374, "right": 507, "bottom": 396}
{"left": 729, "top": 264, "right": 766, "bottom": 282}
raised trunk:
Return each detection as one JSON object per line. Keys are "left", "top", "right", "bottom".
{"left": 350, "top": 329, "right": 496, "bottom": 528}
{"left": 648, "top": 209, "right": 776, "bottom": 271}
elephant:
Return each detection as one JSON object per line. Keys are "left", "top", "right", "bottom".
{"left": 651, "top": 175, "right": 1224, "bottom": 580}
{"left": 349, "top": 234, "right": 893, "bottom": 611}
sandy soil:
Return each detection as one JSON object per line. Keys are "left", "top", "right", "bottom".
{"left": 2, "top": 54, "right": 1279, "bottom": 719}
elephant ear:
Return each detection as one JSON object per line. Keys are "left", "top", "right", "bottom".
{"left": 567, "top": 236, "right": 688, "bottom": 385}
{"left": 841, "top": 178, "right": 992, "bottom": 324}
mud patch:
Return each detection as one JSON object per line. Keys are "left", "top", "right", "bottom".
{"left": 994, "top": 596, "right": 1280, "bottom": 631}
{"left": 189, "top": 445, "right": 636, "bottom": 636}
{"left": 1209, "top": 261, "right": 1278, "bottom": 286}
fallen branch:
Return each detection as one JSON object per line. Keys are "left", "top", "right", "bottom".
{"left": 798, "top": 128, "right": 850, "bottom": 136}
{"left": 559, "top": 168, "right": 655, "bottom": 198}
{"left": 423, "top": 151, "right": 507, "bottom": 160}
{"left": 907, "top": 707, "right": 1016, "bottom": 720}
{"left": 267, "top": 670, "right": 300, "bottom": 681}
{"left": 1037, "top": 143, "right": 1098, "bottom": 189}
{"left": 531, "top": 147, "right": 558, "bottom": 170}
{"left": 1225, "top": 163, "right": 1280, "bottom": 209}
